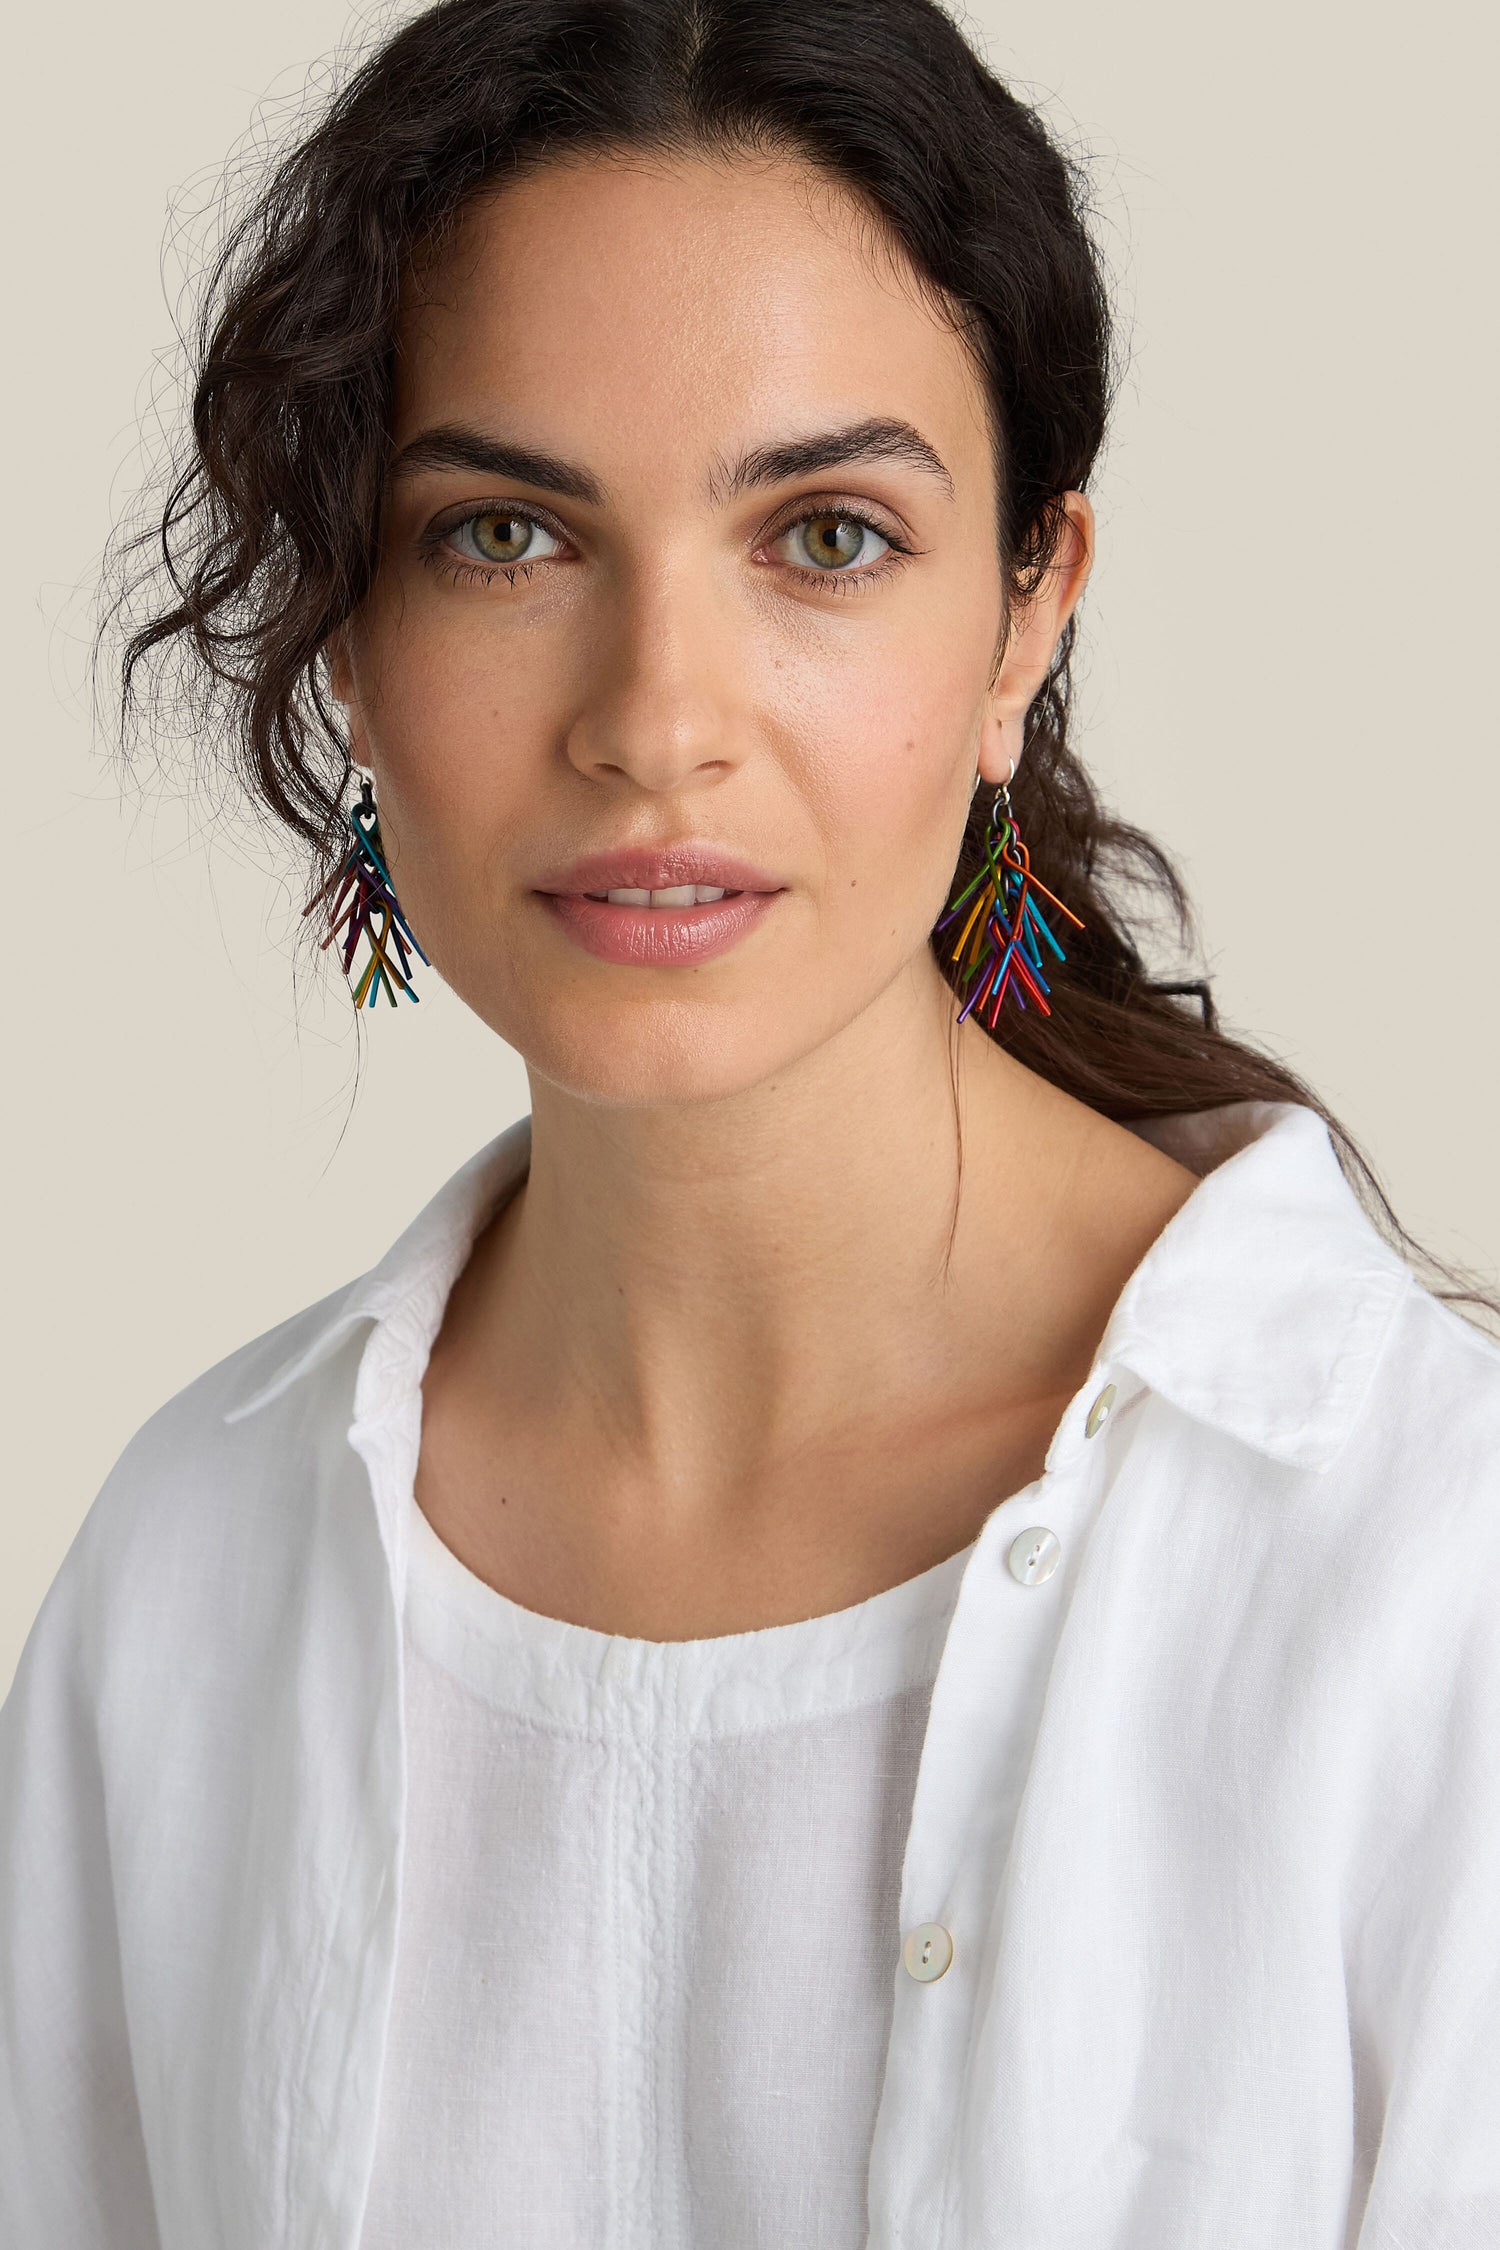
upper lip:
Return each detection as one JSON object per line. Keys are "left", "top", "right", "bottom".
{"left": 535, "top": 844, "right": 786, "bottom": 896}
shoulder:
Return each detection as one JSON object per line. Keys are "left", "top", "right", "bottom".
{"left": 1348, "top": 1273, "right": 1500, "bottom": 1531}
{"left": 23, "top": 1281, "right": 376, "bottom": 1703}
{"left": 1326, "top": 1284, "right": 1500, "bottom": 1987}
{"left": 15, "top": 1119, "right": 528, "bottom": 1715}
{"left": 1316, "top": 1275, "right": 1500, "bottom": 1715}
{"left": 99, "top": 1276, "right": 367, "bottom": 1504}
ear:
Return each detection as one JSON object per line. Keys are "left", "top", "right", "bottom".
{"left": 325, "top": 627, "right": 355, "bottom": 708}
{"left": 324, "top": 628, "right": 369, "bottom": 763}
{"left": 975, "top": 491, "right": 1095, "bottom": 787}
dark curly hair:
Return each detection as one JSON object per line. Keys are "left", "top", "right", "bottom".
{"left": 100, "top": 0, "right": 1499, "bottom": 1330}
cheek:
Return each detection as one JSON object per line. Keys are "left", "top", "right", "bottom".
{"left": 778, "top": 624, "right": 982, "bottom": 924}
{"left": 352, "top": 600, "right": 554, "bottom": 845}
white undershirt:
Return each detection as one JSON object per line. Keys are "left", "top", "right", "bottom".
{"left": 358, "top": 1486, "right": 974, "bottom": 2250}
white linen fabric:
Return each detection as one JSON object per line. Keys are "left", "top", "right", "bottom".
{"left": 4, "top": 1097, "right": 1500, "bottom": 2250}
{"left": 359, "top": 1486, "right": 970, "bottom": 2249}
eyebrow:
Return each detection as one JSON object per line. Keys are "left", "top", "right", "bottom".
{"left": 387, "top": 415, "right": 956, "bottom": 506}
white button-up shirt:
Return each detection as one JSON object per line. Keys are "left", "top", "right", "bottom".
{"left": 3, "top": 1097, "right": 1499, "bottom": 2248}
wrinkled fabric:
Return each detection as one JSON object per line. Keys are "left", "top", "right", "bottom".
{"left": 2, "top": 1097, "right": 1499, "bottom": 2249}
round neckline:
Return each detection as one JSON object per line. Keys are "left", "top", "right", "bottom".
{"left": 402, "top": 1485, "right": 976, "bottom": 1739}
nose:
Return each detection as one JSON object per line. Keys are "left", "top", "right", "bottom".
{"left": 562, "top": 557, "right": 748, "bottom": 796}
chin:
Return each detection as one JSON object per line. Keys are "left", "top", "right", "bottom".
{"left": 523, "top": 1011, "right": 811, "bottom": 1110}
{"left": 470, "top": 976, "right": 842, "bottom": 1111}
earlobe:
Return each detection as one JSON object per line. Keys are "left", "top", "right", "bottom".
{"left": 974, "top": 636, "right": 1041, "bottom": 789}
{"left": 324, "top": 631, "right": 373, "bottom": 768}
{"left": 974, "top": 700, "right": 1022, "bottom": 792}
{"left": 325, "top": 631, "right": 354, "bottom": 707}
{"left": 974, "top": 489, "right": 1094, "bottom": 789}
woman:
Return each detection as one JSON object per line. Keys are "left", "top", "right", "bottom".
{"left": 3, "top": 0, "right": 1498, "bottom": 2243}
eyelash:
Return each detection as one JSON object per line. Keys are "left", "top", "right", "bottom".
{"left": 418, "top": 503, "right": 915, "bottom": 596}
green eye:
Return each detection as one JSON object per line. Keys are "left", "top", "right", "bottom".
{"left": 447, "top": 510, "right": 562, "bottom": 565}
{"left": 789, "top": 513, "right": 889, "bottom": 570}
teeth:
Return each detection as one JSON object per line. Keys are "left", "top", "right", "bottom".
{"left": 586, "top": 885, "right": 733, "bottom": 906}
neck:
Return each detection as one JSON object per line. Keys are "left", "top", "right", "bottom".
{"left": 450, "top": 960, "right": 1156, "bottom": 1489}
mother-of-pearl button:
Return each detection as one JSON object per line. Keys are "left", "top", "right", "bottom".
{"left": 1007, "top": 1526, "right": 1061, "bottom": 1585}
{"left": 903, "top": 1922, "right": 954, "bottom": 1981}
{"left": 1085, "top": 1381, "right": 1117, "bottom": 1438}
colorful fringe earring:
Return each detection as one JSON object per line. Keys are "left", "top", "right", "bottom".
{"left": 936, "top": 762, "right": 1084, "bottom": 1027}
{"left": 304, "top": 774, "right": 431, "bottom": 1007}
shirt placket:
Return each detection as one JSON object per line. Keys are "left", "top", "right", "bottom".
{"left": 864, "top": 1363, "right": 1140, "bottom": 2250}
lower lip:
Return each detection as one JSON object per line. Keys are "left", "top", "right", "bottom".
{"left": 540, "top": 890, "right": 781, "bottom": 965}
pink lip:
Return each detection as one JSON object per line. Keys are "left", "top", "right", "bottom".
{"left": 534, "top": 843, "right": 785, "bottom": 896}
{"left": 541, "top": 890, "right": 779, "bottom": 967}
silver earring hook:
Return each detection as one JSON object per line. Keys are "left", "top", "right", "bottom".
{"left": 972, "top": 754, "right": 1017, "bottom": 799}
{"left": 976, "top": 755, "right": 1017, "bottom": 830}
{"left": 989, "top": 755, "right": 1018, "bottom": 837}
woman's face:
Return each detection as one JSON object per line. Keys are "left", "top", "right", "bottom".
{"left": 336, "top": 150, "right": 1091, "bottom": 1103}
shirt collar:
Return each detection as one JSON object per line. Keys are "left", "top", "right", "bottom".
{"left": 224, "top": 1099, "right": 1410, "bottom": 1471}
{"left": 223, "top": 1113, "right": 535, "bottom": 1425}
{"left": 1093, "top": 1098, "right": 1410, "bottom": 1470}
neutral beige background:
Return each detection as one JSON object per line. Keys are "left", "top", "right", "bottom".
{"left": 4, "top": 0, "right": 1496, "bottom": 1694}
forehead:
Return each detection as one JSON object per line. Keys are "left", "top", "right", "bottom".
{"left": 393, "top": 151, "right": 995, "bottom": 495}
